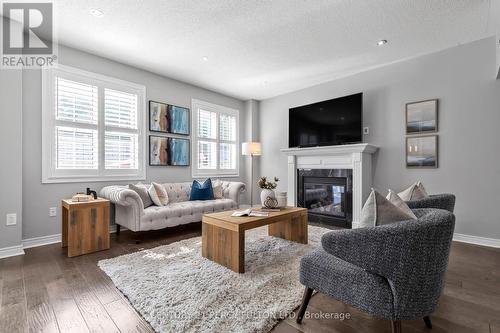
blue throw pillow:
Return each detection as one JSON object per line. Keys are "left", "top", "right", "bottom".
{"left": 190, "top": 178, "right": 215, "bottom": 201}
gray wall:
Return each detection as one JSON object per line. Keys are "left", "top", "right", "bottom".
{"left": 260, "top": 37, "right": 500, "bottom": 239}
{"left": 22, "top": 45, "right": 247, "bottom": 240}
{"left": 497, "top": 35, "right": 500, "bottom": 79}
{"left": 0, "top": 68, "right": 23, "bottom": 248}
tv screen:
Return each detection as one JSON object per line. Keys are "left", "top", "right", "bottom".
{"left": 289, "top": 93, "right": 362, "bottom": 148}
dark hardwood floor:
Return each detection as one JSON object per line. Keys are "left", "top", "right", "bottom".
{"left": 1, "top": 223, "right": 499, "bottom": 333}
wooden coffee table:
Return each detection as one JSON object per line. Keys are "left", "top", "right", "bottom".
{"left": 201, "top": 207, "right": 308, "bottom": 273}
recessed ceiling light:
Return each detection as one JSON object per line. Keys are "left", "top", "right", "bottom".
{"left": 377, "top": 39, "right": 388, "bottom": 46}
{"left": 202, "top": 56, "right": 208, "bottom": 61}
{"left": 90, "top": 9, "right": 104, "bottom": 17}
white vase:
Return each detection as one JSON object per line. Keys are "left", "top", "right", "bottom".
{"left": 260, "top": 189, "right": 276, "bottom": 207}
{"left": 276, "top": 192, "right": 287, "bottom": 208}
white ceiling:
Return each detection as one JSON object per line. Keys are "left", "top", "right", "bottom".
{"left": 51, "top": 0, "right": 499, "bottom": 100}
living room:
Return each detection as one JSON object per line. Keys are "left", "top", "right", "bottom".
{"left": 1, "top": 1, "right": 500, "bottom": 333}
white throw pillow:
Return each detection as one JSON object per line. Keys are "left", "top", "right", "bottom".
{"left": 386, "top": 190, "right": 417, "bottom": 219}
{"left": 398, "top": 182, "right": 429, "bottom": 201}
{"left": 359, "top": 189, "right": 417, "bottom": 228}
{"left": 148, "top": 182, "right": 169, "bottom": 206}
{"left": 212, "top": 179, "right": 223, "bottom": 199}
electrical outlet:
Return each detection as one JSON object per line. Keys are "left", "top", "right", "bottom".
{"left": 49, "top": 207, "right": 57, "bottom": 217}
{"left": 6, "top": 213, "right": 17, "bottom": 226}
{"left": 363, "top": 127, "right": 369, "bottom": 135}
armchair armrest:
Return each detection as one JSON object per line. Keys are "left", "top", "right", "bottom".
{"left": 223, "top": 181, "right": 246, "bottom": 206}
{"left": 322, "top": 220, "right": 419, "bottom": 277}
{"left": 406, "top": 194, "right": 455, "bottom": 212}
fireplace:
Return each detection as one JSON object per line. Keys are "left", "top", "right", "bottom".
{"left": 297, "top": 169, "right": 353, "bottom": 228}
{"left": 281, "top": 143, "right": 378, "bottom": 228}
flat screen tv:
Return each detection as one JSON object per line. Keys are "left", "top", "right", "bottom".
{"left": 289, "top": 93, "right": 362, "bottom": 148}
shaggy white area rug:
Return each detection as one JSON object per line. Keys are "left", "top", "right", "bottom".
{"left": 98, "top": 225, "right": 330, "bottom": 333}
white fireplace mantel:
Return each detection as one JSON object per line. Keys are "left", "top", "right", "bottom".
{"left": 280, "top": 143, "right": 379, "bottom": 228}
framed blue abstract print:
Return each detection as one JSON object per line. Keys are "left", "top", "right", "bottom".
{"left": 149, "top": 136, "right": 190, "bottom": 166}
{"left": 149, "top": 100, "right": 190, "bottom": 135}
{"left": 168, "top": 138, "right": 190, "bottom": 166}
{"left": 169, "top": 105, "right": 190, "bottom": 135}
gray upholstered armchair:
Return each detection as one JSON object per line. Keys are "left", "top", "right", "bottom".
{"left": 406, "top": 193, "right": 455, "bottom": 213}
{"left": 297, "top": 208, "right": 455, "bottom": 333}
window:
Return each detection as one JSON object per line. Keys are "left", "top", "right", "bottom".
{"left": 192, "top": 99, "right": 239, "bottom": 177}
{"left": 42, "top": 65, "right": 146, "bottom": 183}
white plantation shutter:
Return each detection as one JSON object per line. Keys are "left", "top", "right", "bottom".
{"left": 198, "top": 141, "right": 217, "bottom": 169}
{"left": 219, "top": 142, "right": 236, "bottom": 169}
{"left": 104, "top": 89, "right": 139, "bottom": 170}
{"left": 56, "top": 127, "right": 98, "bottom": 169}
{"left": 219, "top": 114, "right": 236, "bottom": 141}
{"left": 198, "top": 109, "right": 217, "bottom": 138}
{"left": 104, "top": 89, "right": 138, "bottom": 129}
{"left": 219, "top": 113, "right": 237, "bottom": 170}
{"left": 56, "top": 78, "right": 98, "bottom": 124}
{"left": 105, "top": 132, "right": 139, "bottom": 169}
{"left": 42, "top": 65, "right": 145, "bottom": 183}
{"left": 192, "top": 99, "right": 239, "bottom": 177}
{"left": 55, "top": 78, "right": 99, "bottom": 170}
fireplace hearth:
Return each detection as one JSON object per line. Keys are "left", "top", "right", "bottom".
{"left": 297, "top": 169, "right": 353, "bottom": 228}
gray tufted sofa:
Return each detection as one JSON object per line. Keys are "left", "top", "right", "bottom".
{"left": 297, "top": 208, "right": 455, "bottom": 332}
{"left": 406, "top": 193, "right": 455, "bottom": 213}
{"left": 100, "top": 181, "right": 245, "bottom": 232}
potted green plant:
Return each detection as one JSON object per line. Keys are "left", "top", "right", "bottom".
{"left": 257, "top": 176, "right": 279, "bottom": 207}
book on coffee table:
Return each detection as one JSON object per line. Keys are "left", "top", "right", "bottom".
{"left": 231, "top": 209, "right": 269, "bottom": 217}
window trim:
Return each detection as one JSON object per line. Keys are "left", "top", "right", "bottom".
{"left": 42, "top": 64, "right": 147, "bottom": 183}
{"left": 191, "top": 99, "right": 239, "bottom": 178}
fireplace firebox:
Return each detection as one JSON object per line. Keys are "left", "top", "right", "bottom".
{"left": 297, "top": 169, "right": 353, "bottom": 228}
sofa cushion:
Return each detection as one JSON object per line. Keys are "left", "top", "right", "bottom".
{"left": 190, "top": 179, "right": 215, "bottom": 201}
{"left": 141, "top": 199, "right": 238, "bottom": 230}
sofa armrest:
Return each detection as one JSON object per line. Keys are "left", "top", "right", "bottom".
{"left": 100, "top": 185, "right": 145, "bottom": 232}
{"left": 406, "top": 194, "right": 455, "bottom": 212}
{"left": 222, "top": 181, "right": 246, "bottom": 206}
{"left": 100, "top": 185, "right": 145, "bottom": 211}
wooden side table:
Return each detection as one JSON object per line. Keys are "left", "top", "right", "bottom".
{"left": 61, "top": 198, "right": 110, "bottom": 257}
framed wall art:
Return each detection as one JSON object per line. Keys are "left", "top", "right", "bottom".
{"left": 406, "top": 99, "right": 438, "bottom": 134}
{"left": 149, "top": 136, "right": 190, "bottom": 166}
{"left": 149, "top": 101, "right": 190, "bottom": 135}
{"left": 406, "top": 135, "right": 438, "bottom": 169}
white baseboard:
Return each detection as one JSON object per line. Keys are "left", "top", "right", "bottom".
{"left": 3, "top": 228, "right": 499, "bottom": 257}
{"left": 22, "top": 233, "right": 62, "bottom": 249}
{"left": 453, "top": 233, "right": 500, "bottom": 248}
{"left": 0, "top": 244, "right": 25, "bottom": 259}
{"left": 22, "top": 225, "right": 122, "bottom": 250}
